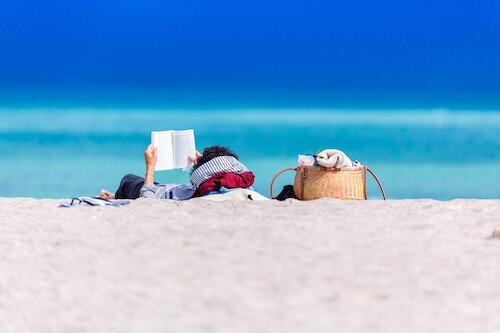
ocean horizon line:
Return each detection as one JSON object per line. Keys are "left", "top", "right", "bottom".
{"left": 2, "top": 105, "right": 500, "bottom": 113}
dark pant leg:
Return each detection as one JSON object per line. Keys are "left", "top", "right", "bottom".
{"left": 114, "top": 174, "right": 146, "bottom": 199}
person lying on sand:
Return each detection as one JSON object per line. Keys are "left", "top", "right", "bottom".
{"left": 99, "top": 145, "right": 255, "bottom": 200}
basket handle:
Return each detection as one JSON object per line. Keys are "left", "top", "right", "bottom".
{"left": 269, "top": 167, "right": 297, "bottom": 199}
{"left": 365, "top": 167, "right": 387, "bottom": 200}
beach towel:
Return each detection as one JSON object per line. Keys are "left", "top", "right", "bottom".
{"left": 60, "top": 197, "right": 131, "bottom": 208}
{"left": 199, "top": 188, "right": 268, "bottom": 201}
{"left": 315, "top": 149, "right": 353, "bottom": 169}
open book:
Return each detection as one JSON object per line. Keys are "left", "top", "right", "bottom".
{"left": 151, "top": 129, "right": 196, "bottom": 171}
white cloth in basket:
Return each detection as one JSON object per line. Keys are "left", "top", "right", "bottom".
{"left": 315, "top": 149, "right": 353, "bottom": 169}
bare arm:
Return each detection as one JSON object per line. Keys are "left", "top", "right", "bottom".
{"left": 144, "top": 144, "right": 158, "bottom": 185}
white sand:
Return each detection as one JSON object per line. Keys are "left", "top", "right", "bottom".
{"left": 1, "top": 198, "right": 499, "bottom": 332}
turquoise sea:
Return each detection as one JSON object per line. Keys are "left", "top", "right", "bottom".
{"left": 0, "top": 108, "right": 499, "bottom": 199}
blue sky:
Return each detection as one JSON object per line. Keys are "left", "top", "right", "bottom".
{"left": 0, "top": 0, "right": 499, "bottom": 107}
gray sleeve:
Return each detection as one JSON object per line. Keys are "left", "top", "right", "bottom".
{"left": 139, "top": 184, "right": 168, "bottom": 199}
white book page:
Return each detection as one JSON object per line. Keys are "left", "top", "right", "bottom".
{"left": 151, "top": 131, "right": 174, "bottom": 171}
{"left": 173, "top": 129, "right": 196, "bottom": 169}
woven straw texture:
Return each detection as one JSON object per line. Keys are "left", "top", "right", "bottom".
{"left": 293, "top": 166, "right": 366, "bottom": 200}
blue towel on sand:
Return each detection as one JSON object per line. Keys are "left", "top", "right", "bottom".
{"left": 59, "top": 197, "right": 131, "bottom": 208}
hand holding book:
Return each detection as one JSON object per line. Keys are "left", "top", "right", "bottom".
{"left": 144, "top": 144, "right": 158, "bottom": 185}
{"left": 144, "top": 144, "right": 158, "bottom": 168}
{"left": 187, "top": 150, "right": 203, "bottom": 166}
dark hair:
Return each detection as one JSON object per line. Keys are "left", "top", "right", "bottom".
{"left": 193, "top": 145, "right": 238, "bottom": 170}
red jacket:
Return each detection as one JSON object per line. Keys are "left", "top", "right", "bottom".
{"left": 195, "top": 172, "right": 255, "bottom": 197}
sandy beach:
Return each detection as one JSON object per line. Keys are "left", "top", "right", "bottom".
{"left": 1, "top": 198, "right": 499, "bottom": 332}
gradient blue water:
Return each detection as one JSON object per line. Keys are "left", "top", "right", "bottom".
{"left": 1, "top": 108, "right": 499, "bottom": 199}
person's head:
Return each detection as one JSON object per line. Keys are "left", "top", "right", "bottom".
{"left": 193, "top": 145, "right": 238, "bottom": 170}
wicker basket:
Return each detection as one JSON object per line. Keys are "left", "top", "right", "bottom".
{"left": 270, "top": 166, "right": 386, "bottom": 200}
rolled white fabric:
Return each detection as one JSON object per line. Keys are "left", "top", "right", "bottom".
{"left": 315, "top": 149, "right": 353, "bottom": 169}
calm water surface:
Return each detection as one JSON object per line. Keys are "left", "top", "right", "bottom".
{"left": 1, "top": 108, "right": 499, "bottom": 199}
